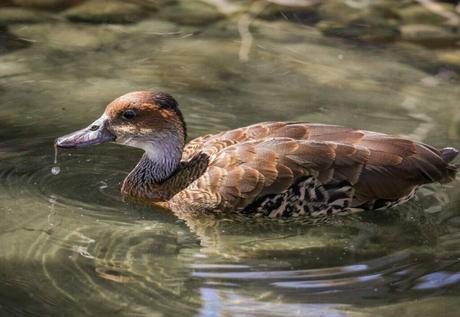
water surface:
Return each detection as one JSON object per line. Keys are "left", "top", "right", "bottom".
{"left": 1, "top": 1, "right": 460, "bottom": 316}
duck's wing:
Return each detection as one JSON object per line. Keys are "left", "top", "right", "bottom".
{"left": 181, "top": 122, "right": 457, "bottom": 212}
{"left": 182, "top": 122, "right": 311, "bottom": 161}
{"left": 350, "top": 132, "right": 457, "bottom": 204}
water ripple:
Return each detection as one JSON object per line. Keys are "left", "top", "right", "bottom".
{"left": 0, "top": 138, "right": 133, "bottom": 217}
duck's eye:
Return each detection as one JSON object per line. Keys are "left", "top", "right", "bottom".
{"left": 122, "top": 109, "right": 136, "bottom": 120}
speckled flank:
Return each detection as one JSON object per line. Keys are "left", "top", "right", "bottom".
{"left": 244, "top": 176, "right": 355, "bottom": 218}
{"left": 357, "top": 186, "right": 420, "bottom": 211}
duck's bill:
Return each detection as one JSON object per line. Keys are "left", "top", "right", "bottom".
{"left": 55, "top": 116, "right": 116, "bottom": 149}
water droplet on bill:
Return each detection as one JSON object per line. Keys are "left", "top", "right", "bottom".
{"left": 51, "top": 144, "right": 61, "bottom": 175}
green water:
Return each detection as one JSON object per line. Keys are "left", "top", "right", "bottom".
{"left": 1, "top": 1, "right": 460, "bottom": 316}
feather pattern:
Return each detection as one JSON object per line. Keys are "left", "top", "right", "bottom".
{"left": 167, "top": 122, "right": 458, "bottom": 215}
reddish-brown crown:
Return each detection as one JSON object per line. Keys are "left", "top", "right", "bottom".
{"left": 104, "top": 91, "right": 186, "bottom": 141}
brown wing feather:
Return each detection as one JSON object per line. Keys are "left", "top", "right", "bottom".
{"left": 179, "top": 122, "right": 457, "bottom": 212}
{"left": 352, "top": 132, "right": 456, "bottom": 202}
{"left": 190, "top": 138, "right": 368, "bottom": 211}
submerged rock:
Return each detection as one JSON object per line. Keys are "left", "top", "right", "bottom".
{"left": 399, "top": 3, "right": 457, "bottom": 25}
{"left": 0, "top": 7, "right": 56, "bottom": 25}
{"left": 317, "top": 0, "right": 363, "bottom": 22}
{"left": 9, "top": 23, "right": 119, "bottom": 51}
{"left": 437, "top": 49, "right": 460, "bottom": 67}
{"left": 258, "top": 1, "right": 320, "bottom": 24}
{"left": 63, "top": 0, "right": 150, "bottom": 24}
{"left": 0, "top": 60, "right": 30, "bottom": 77}
{"left": 131, "top": 0, "right": 177, "bottom": 8}
{"left": 401, "top": 24, "right": 460, "bottom": 48}
{"left": 11, "top": 0, "right": 82, "bottom": 10}
{"left": 316, "top": 1, "right": 401, "bottom": 43}
{"left": 252, "top": 19, "right": 324, "bottom": 43}
{"left": 317, "top": 16, "right": 400, "bottom": 43}
{"left": 158, "top": 0, "right": 225, "bottom": 26}
{"left": 0, "top": 26, "right": 31, "bottom": 54}
{"left": 124, "top": 19, "right": 179, "bottom": 35}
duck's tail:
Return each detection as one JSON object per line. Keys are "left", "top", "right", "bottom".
{"left": 441, "top": 147, "right": 459, "bottom": 163}
{"left": 440, "top": 147, "right": 459, "bottom": 182}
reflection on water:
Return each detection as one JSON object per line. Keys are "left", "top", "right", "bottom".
{"left": 1, "top": 0, "right": 460, "bottom": 316}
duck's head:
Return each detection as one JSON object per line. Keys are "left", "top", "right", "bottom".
{"left": 55, "top": 91, "right": 186, "bottom": 157}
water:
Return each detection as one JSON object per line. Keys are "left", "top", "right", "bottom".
{"left": 1, "top": 1, "right": 460, "bottom": 316}
{"left": 51, "top": 144, "right": 60, "bottom": 175}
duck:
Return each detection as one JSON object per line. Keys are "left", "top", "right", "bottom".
{"left": 56, "top": 91, "right": 459, "bottom": 218}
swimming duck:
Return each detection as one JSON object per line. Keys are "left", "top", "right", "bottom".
{"left": 56, "top": 91, "right": 458, "bottom": 218}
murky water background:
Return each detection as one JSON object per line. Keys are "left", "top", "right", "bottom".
{"left": 1, "top": 1, "right": 460, "bottom": 316}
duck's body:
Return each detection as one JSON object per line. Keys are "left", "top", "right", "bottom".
{"left": 121, "top": 121, "right": 458, "bottom": 217}
{"left": 56, "top": 91, "right": 458, "bottom": 218}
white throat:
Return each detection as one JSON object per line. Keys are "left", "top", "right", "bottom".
{"left": 122, "top": 129, "right": 183, "bottom": 183}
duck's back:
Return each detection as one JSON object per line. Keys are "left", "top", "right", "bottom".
{"left": 171, "top": 122, "right": 458, "bottom": 216}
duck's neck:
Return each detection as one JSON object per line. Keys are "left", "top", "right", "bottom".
{"left": 121, "top": 133, "right": 184, "bottom": 201}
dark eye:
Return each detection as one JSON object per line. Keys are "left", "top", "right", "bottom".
{"left": 122, "top": 109, "right": 136, "bottom": 120}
